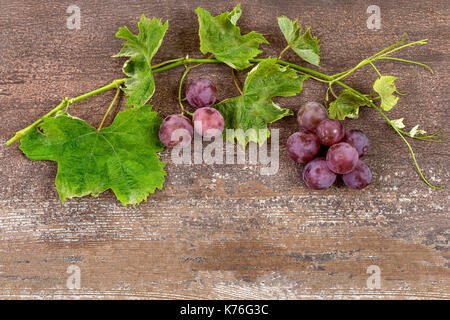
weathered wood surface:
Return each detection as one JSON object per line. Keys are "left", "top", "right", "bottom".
{"left": 0, "top": 0, "right": 448, "bottom": 299}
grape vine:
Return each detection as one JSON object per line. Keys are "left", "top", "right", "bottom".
{"left": 6, "top": 5, "right": 445, "bottom": 205}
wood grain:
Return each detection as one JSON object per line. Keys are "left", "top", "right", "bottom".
{"left": 0, "top": 0, "right": 448, "bottom": 299}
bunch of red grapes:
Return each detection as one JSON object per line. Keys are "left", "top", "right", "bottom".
{"left": 159, "top": 78, "right": 224, "bottom": 148}
{"left": 287, "top": 102, "right": 372, "bottom": 190}
{"left": 159, "top": 81, "right": 371, "bottom": 190}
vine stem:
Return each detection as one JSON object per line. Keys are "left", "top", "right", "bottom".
{"left": 369, "top": 62, "right": 382, "bottom": 77}
{"left": 370, "top": 102, "right": 443, "bottom": 189}
{"left": 328, "top": 84, "right": 338, "bottom": 99}
{"left": 152, "top": 58, "right": 217, "bottom": 74}
{"left": 98, "top": 87, "right": 121, "bottom": 131}
{"left": 231, "top": 69, "right": 243, "bottom": 95}
{"left": 377, "top": 57, "right": 434, "bottom": 74}
{"left": 6, "top": 56, "right": 327, "bottom": 148}
{"left": 5, "top": 54, "right": 443, "bottom": 188}
{"left": 399, "top": 128, "right": 446, "bottom": 142}
{"left": 278, "top": 45, "right": 290, "bottom": 59}
{"left": 178, "top": 67, "right": 192, "bottom": 115}
{"left": 151, "top": 57, "right": 185, "bottom": 70}
{"left": 6, "top": 78, "right": 126, "bottom": 146}
{"left": 329, "top": 38, "right": 429, "bottom": 83}
{"left": 6, "top": 58, "right": 217, "bottom": 146}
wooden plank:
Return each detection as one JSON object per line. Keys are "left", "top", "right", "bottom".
{"left": 0, "top": 0, "right": 448, "bottom": 299}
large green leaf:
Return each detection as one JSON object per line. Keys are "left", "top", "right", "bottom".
{"left": 19, "top": 106, "right": 166, "bottom": 206}
{"left": 114, "top": 15, "right": 168, "bottom": 107}
{"left": 277, "top": 15, "right": 320, "bottom": 66}
{"left": 196, "top": 4, "right": 268, "bottom": 70}
{"left": 214, "top": 58, "right": 306, "bottom": 146}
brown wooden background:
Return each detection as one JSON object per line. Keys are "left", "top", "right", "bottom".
{"left": 0, "top": 0, "right": 448, "bottom": 299}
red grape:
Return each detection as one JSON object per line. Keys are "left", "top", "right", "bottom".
{"left": 326, "top": 142, "right": 359, "bottom": 174}
{"left": 186, "top": 78, "right": 217, "bottom": 109}
{"left": 286, "top": 131, "right": 320, "bottom": 164}
{"left": 316, "top": 119, "right": 345, "bottom": 146}
{"left": 192, "top": 107, "right": 224, "bottom": 139}
{"left": 158, "top": 114, "right": 193, "bottom": 148}
{"left": 342, "top": 160, "right": 372, "bottom": 189}
{"left": 344, "top": 129, "right": 369, "bottom": 157}
{"left": 302, "top": 157, "right": 337, "bottom": 190}
{"left": 297, "top": 102, "right": 328, "bottom": 132}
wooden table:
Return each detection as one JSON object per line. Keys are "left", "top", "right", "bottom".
{"left": 0, "top": 0, "right": 448, "bottom": 299}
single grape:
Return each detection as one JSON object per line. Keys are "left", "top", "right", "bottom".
{"left": 316, "top": 119, "right": 345, "bottom": 146}
{"left": 326, "top": 142, "right": 359, "bottom": 174}
{"left": 344, "top": 129, "right": 369, "bottom": 157}
{"left": 286, "top": 131, "right": 320, "bottom": 164}
{"left": 297, "top": 102, "right": 328, "bottom": 132}
{"left": 342, "top": 160, "right": 372, "bottom": 189}
{"left": 192, "top": 107, "right": 224, "bottom": 139}
{"left": 302, "top": 157, "right": 337, "bottom": 190}
{"left": 186, "top": 78, "right": 217, "bottom": 109}
{"left": 158, "top": 114, "right": 193, "bottom": 148}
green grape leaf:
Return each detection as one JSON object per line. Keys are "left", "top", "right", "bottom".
{"left": 113, "top": 15, "right": 168, "bottom": 107}
{"left": 408, "top": 124, "right": 426, "bottom": 137}
{"left": 328, "top": 89, "right": 368, "bottom": 120}
{"left": 373, "top": 76, "right": 400, "bottom": 111}
{"left": 277, "top": 15, "right": 320, "bottom": 66}
{"left": 391, "top": 118, "right": 406, "bottom": 129}
{"left": 196, "top": 4, "right": 268, "bottom": 70}
{"left": 19, "top": 106, "right": 166, "bottom": 206}
{"left": 214, "top": 58, "right": 306, "bottom": 146}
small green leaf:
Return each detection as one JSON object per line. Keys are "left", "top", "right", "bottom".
{"left": 214, "top": 58, "right": 306, "bottom": 147}
{"left": 391, "top": 118, "right": 406, "bottom": 129}
{"left": 277, "top": 15, "right": 320, "bottom": 66}
{"left": 19, "top": 106, "right": 166, "bottom": 206}
{"left": 114, "top": 15, "right": 168, "bottom": 107}
{"left": 409, "top": 124, "right": 426, "bottom": 137}
{"left": 196, "top": 4, "right": 268, "bottom": 70}
{"left": 373, "top": 76, "right": 400, "bottom": 111}
{"left": 328, "top": 90, "right": 368, "bottom": 120}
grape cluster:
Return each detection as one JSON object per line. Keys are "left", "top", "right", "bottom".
{"left": 159, "top": 78, "right": 224, "bottom": 147}
{"left": 287, "top": 102, "right": 372, "bottom": 190}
